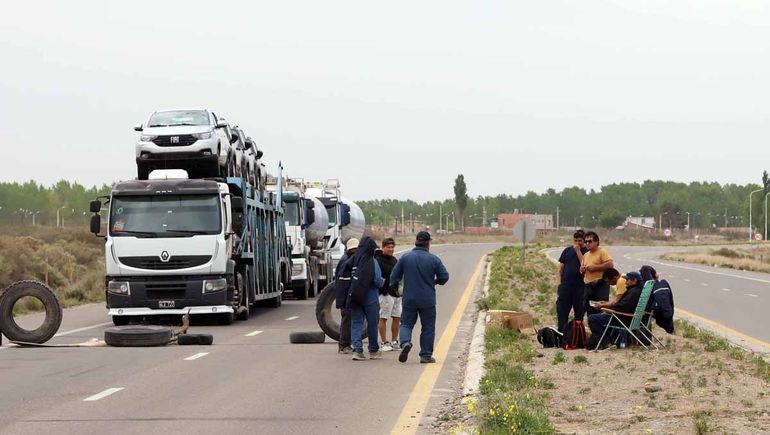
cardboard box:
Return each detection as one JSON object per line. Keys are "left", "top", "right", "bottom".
{"left": 485, "top": 310, "right": 534, "bottom": 331}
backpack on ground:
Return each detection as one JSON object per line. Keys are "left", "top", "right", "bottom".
{"left": 537, "top": 326, "right": 564, "bottom": 348}
{"left": 564, "top": 319, "right": 587, "bottom": 350}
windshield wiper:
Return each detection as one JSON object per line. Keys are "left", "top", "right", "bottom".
{"left": 114, "top": 230, "right": 158, "bottom": 238}
{"left": 167, "top": 123, "right": 199, "bottom": 126}
{"left": 148, "top": 124, "right": 169, "bottom": 127}
{"left": 162, "top": 229, "right": 212, "bottom": 236}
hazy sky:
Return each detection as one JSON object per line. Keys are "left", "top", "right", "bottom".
{"left": 1, "top": 1, "right": 769, "bottom": 201}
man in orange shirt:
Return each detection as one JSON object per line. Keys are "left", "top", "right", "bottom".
{"left": 580, "top": 231, "right": 614, "bottom": 320}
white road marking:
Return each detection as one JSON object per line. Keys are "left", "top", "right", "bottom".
{"left": 683, "top": 279, "right": 691, "bottom": 282}
{"left": 700, "top": 283, "right": 709, "bottom": 287}
{"left": 722, "top": 288, "right": 731, "bottom": 292}
{"left": 285, "top": 316, "right": 299, "bottom": 321}
{"left": 84, "top": 387, "right": 124, "bottom": 402}
{"left": 245, "top": 330, "right": 264, "bottom": 337}
{"left": 184, "top": 352, "right": 209, "bottom": 361}
{"left": 646, "top": 258, "right": 770, "bottom": 284}
{"left": 55, "top": 322, "right": 112, "bottom": 337}
{"left": 746, "top": 294, "right": 759, "bottom": 298}
{"left": 623, "top": 254, "right": 632, "bottom": 259}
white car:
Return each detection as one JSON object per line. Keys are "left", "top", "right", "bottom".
{"left": 134, "top": 109, "right": 239, "bottom": 179}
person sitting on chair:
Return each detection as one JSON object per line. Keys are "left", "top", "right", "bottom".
{"left": 586, "top": 271, "right": 644, "bottom": 349}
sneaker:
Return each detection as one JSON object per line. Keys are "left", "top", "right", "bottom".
{"left": 420, "top": 357, "right": 436, "bottom": 364}
{"left": 338, "top": 346, "right": 353, "bottom": 354}
{"left": 391, "top": 340, "right": 399, "bottom": 349}
{"left": 399, "top": 342, "right": 413, "bottom": 363}
{"left": 369, "top": 350, "right": 383, "bottom": 360}
{"left": 381, "top": 342, "right": 393, "bottom": 352}
{"left": 352, "top": 352, "right": 368, "bottom": 361}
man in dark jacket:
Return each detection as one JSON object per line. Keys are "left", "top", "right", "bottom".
{"left": 334, "top": 238, "right": 359, "bottom": 354}
{"left": 390, "top": 231, "right": 449, "bottom": 364}
{"left": 375, "top": 238, "right": 400, "bottom": 351}
{"left": 587, "top": 271, "right": 643, "bottom": 349}
{"left": 556, "top": 230, "right": 588, "bottom": 333}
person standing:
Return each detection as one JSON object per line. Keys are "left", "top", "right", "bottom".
{"left": 334, "top": 238, "right": 359, "bottom": 354}
{"left": 390, "top": 231, "right": 449, "bottom": 364}
{"left": 556, "top": 230, "right": 588, "bottom": 333}
{"left": 580, "top": 231, "right": 614, "bottom": 321}
{"left": 348, "top": 237, "right": 385, "bottom": 361}
{"left": 375, "top": 238, "right": 400, "bottom": 351}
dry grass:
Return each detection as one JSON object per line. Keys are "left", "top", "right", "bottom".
{"left": 662, "top": 245, "right": 770, "bottom": 273}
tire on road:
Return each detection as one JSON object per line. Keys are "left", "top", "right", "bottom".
{"left": 315, "top": 281, "right": 367, "bottom": 342}
{"left": 289, "top": 331, "right": 326, "bottom": 344}
{"left": 104, "top": 325, "right": 172, "bottom": 347}
{"left": 178, "top": 333, "right": 214, "bottom": 346}
{"left": 0, "top": 280, "right": 63, "bottom": 344}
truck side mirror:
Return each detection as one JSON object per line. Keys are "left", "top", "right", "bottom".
{"left": 216, "top": 120, "right": 228, "bottom": 128}
{"left": 134, "top": 123, "right": 143, "bottom": 132}
{"left": 89, "top": 200, "right": 102, "bottom": 213}
{"left": 340, "top": 203, "right": 351, "bottom": 227}
{"left": 90, "top": 214, "right": 101, "bottom": 235}
{"left": 232, "top": 211, "right": 244, "bottom": 234}
{"left": 230, "top": 133, "right": 239, "bottom": 144}
{"left": 304, "top": 200, "right": 316, "bottom": 227}
{"left": 231, "top": 197, "right": 243, "bottom": 212}
{"left": 256, "top": 150, "right": 263, "bottom": 159}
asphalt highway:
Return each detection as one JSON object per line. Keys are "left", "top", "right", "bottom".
{"left": 0, "top": 243, "right": 501, "bottom": 435}
{"left": 545, "top": 245, "right": 770, "bottom": 348}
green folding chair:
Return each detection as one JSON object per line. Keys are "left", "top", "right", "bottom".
{"left": 593, "top": 280, "right": 656, "bottom": 351}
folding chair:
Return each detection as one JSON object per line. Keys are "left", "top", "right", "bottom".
{"left": 593, "top": 280, "right": 659, "bottom": 351}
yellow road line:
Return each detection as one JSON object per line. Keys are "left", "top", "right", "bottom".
{"left": 391, "top": 256, "right": 486, "bottom": 435}
{"left": 676, "top": 307, "right": 770, "bottom": 352}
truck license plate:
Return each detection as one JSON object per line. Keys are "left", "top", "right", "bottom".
{"left": 158, "top": 300, "right": 175, "bottom": 308}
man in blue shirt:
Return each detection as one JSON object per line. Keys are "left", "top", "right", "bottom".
{"left": 390, "top": 231, "right": 450, "bottom": 364}
{"left": 556, "top": 230, "right": 588, "bottom": 333}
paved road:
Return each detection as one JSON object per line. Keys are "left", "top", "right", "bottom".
{"left": 545, "top": 245, "right": 770, "bottom": 348}
{"left": 0, "top": 243, "right": 500, "bottom": 435}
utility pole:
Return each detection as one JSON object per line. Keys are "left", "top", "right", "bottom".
{"left": 765, "top": 192, "right": 770, "bottom": 242}
{"left": 401, "top": 207, "right": 405, "bottom": 236}
{"left": 556, "top": 206, "right": 560, "bottom": 230}
{"left": 482, "top": 205, "right": 487, "bottom": 227}
{"left": 439, "top": 203, "right": 442, "bottom": 231}
{"left": 409, "top": 212, "right": 413, "bottom": 234}
{"left": 750, "top": 188, "right": 763, "bottom": 242}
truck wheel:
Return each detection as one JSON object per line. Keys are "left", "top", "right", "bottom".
{"left": 235, "top": 272, "right": 249, "bottom": 321}
{"left": 309, "top": 276, "right": 318, "bottom": 298}
{"left": 266, "top": 291, "right": 281, "bottom": 308}
{"left": 104, "top": 325, "right": 171, "bottom": 347}
{"left": 289, "top": 331, "right": 326, "bottom": 344}
{"left": 315, "top": 281, "right": 367, "bottom": 342}
{"left": 217, "top": 312, "right": 234, "bottom": 325}
{"left": 137, "top": 164, "right": 150, "bottom": 180}
{"left": 0, "top": 280, "right": 63, "bottom": 344}
{"left": 293, "top": 280, "right": 308, "bottom": 300}
{"left": 178, "top": 333, "right": 214, "bottom": 346}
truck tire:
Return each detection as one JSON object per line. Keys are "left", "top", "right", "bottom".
{"left": 137, "top": 163, "right": 150, "bottom": 180}
{"left": 293, "top": 280, "right": 308, "bottom": 300}
{"left": 217, "top": 312, "right": 234, "bottom": 325}
{"left": 266, "top": 291, "right": 282, "bottom": 308}
{"left": 104, "top": 325, "right": 171, "bottom": 347}
{"left": 309, "top": 276, "right": 318, "bottom": 298}
{"left": 315, "top": 281, "right": 367, "bottom": 341}
{"left": 289, "top": 331, "right": 326, "bottom": 344}
{"left": 0, "top": 280, "right": 63, "bottom": 344}
{"left": 178, "top": 333, "right": 214, "bottom": 346}
{"left": 235, "top": 272, "right": 249, "bottom": 321}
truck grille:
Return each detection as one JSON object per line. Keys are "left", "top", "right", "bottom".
{"left": 152, "top": 135, "right": 198, "bottom": 147}
{"left": 119, "top": 255, "right": 211, "bottom": 270}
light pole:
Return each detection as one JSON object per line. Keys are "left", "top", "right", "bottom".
{"left": 750, "top": 188, "right": 763, "bottom": 242}
{"left": 685, "top": 212, "right": 690, "bottom": 232}
{"left": 765, "top": 192, "right": 770, "bottom": 242}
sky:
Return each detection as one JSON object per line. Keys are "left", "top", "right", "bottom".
{"left": 1, "top": 1, "right": 769, "bottom": 202}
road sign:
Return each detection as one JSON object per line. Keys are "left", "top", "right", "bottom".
{"left": 755, "top": 233, "right": 762, "bottom": 241}
{"left": 664, "top": 228, "right": 672, "bottom": 238}
{"left": 512, "top": 219, "right": 537, "bottom": 243}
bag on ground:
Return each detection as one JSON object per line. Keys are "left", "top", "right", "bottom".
{"left": 537, "top": 326, "right": 564, "bottom": 348}
{"left": 564, "top": 319, "right": 587, "bottom": 350}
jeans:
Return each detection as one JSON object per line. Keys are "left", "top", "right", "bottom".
{"left": 351, "top": 301, "right": 380, "bottom": 354}
{"left": 556, "top": 283, "right": 585, "bottom": 333}
{"left": 587, "top": 313, "right": 616, "bottom": 348}
{"left": 339, "top": 308, "right": 352, "bottom": 349}
{"left": 399, "top": 305, "right": 436, "bottom": 359}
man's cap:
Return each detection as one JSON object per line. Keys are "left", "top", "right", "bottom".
{"left": 623, "top": 271, "right": 643, "bottom": 282}
{"left": 416, "top": 231, "right": 432, "bottom": 242}
{"left": 346, "top": 238, "right": 360, "bottom": 250}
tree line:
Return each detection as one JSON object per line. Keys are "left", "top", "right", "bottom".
{"left": 359, "top": 172, "right": 770, "bottom": 233}
{"left": 0, "top": 181, "right": 111, "bottom": 227}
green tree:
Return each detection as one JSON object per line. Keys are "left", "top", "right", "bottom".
{"left": 454, "top": 174, "right": 468, "bottom": 230}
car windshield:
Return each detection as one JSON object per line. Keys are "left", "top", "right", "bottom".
{"left": 110, "top": 195, "right": 221, "bottom": 237}
{"left": 284, "top": 201, "right": 301, "bottom": 226}
{"left": 148, "top": 110, "right": 210, "bottom": 127}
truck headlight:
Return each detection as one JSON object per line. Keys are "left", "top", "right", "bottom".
{"left": 140, "top": 134, "right": 157, "bottom": 142}
{"left": 108, "top": 281, "right": 130, "bottom": 295}
{"left": 292, "top": 263, "right": 304, "bottom": 275}
{"left": 202, "top": 278, "right": 227, "bottom": 294}
{"left": 192, "top": 131, "right": 212, "bottom": 140}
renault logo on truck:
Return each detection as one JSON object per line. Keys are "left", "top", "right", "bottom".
{"left": 160, "top": 251, "right": 171, "bottom": 262}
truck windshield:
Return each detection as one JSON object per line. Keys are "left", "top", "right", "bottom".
{"left": 284, "top": 202, "right": 301, "bottom": 226}
{"left": 110, "top": 195, "right": 221, "bottom": 237}
{"left": 148, "top": 110, "right": 209, "bottom": 127}
{"left": 326, "top": 205, "right": 337, "bottom": 226}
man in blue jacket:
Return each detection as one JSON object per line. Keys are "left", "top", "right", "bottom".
{"left": 390, "top": 231, "right": 449, "bottom": 364}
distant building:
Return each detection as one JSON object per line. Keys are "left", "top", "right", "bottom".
{"left": 497, "top": 213, "right": 554, "bottom": 231}
{"left": 619, "top": 216, "right": 656, "bottom": 231}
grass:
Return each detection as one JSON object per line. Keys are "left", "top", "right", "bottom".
{"left": 662, "top": 245, "right": 770, "bottom": 274}
{"left": 472, "top": 246, "right": 556, "bottom": 435}
{"left": 692, "top": 410, "right": 717, "bottom": 434}
{"left": 573, "top": 355, "right": 589, "bottom": 364}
